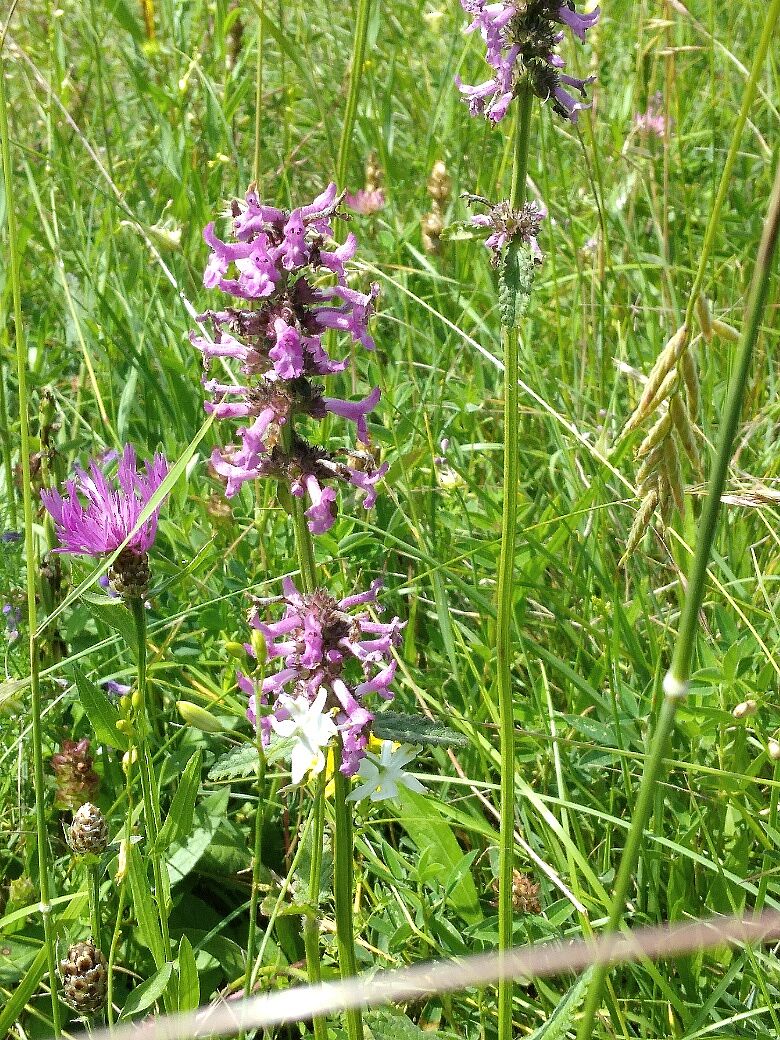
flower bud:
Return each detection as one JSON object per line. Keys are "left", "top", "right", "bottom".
{"left": 732, "top": 699, "right": 757, "bottom": 720}
{"left": 69, "top": 803, "right": 109, "bottom": 857}
{"left": 177, "top": 700, "right": 224, "bottom": 733}
{"left": 249, "top": 629, "right": 267, "bottom": 667}
{"left": 768, "top": 740, "right": 780, "bottom": 761}
{"left": 224, "top": 640, "right": 247, "bottom": 660}
{"left": 59, "top": 940, "right": 108, "bottom": 1015}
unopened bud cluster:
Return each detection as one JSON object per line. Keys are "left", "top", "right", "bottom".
{"left": 59, "top": 940, "right": 108, "bottom": 1015}
{"left": 68, "top": 803, "right": 109, "bottom": 857}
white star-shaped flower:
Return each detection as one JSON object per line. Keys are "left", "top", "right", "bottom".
{"left": 347, "top": 742, "right": 426, "bottom": 803}
{"left": 270, "top": 688, "right": 337, "bottom": 785}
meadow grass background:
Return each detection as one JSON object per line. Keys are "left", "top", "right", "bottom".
{"left": 2, "top": 0, "right": 780, "bottom": 1036}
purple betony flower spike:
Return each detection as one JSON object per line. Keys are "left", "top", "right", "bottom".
{"left": 242, "top": 578, "right": 404, "bottom": 778}
{"left": 457, "top": 1, "right": 600, "bottom": 123}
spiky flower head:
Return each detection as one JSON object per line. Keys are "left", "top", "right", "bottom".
{"left": 59, "top": 940, "right": 108, "bottom": 1016}
{"left": 467, "top": 197, "right": 546, "bottom": 264}
{"left": 41, "top": 445, "right": 168, "bottom": 558}
{"left": 456, "top": 1, "right": 600, "bottom": 123}
{"left": 240, "top": 577, "right": 404, "bottom": 778}
{"left": 68, "top": 802, "right": 109, "bottom": 857}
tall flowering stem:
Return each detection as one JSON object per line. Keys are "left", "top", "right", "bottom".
{"left": 496, "top": 84, "right": 533, "bottom": 1040}
{"left": 577, "top": 159, "right": 780, "bottom": 1039}
{"left": 195, "top": 185, "right": 392, "bottom": 1040}
{"left": 335, "top": 0, "right": 372, "bottom": 192}
{"left": 0, "top": 49, "right": 62, "bottom": 1038}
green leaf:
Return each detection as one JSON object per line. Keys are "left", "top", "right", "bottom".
{"left": 373, "top": 712, "right": 469, "bottom": 749}
{"left": 166, "top": 789, "right": 229, "bottom": 887}
{"left": 176, "top": 935, "right": 200, "bottom": 1012}
{"left": 72, "top": 665, "right": 129, "bottom": 751}
{"left": 155, "top": 749, "right": 202, "bottom": 853}
{"left": 525, "top": 970, "right": 593, "bottom": 1040}
{"left": 128, "top": 843, "right": 166, "bottom": 968}
{"left": 207, "top": 735, "right": 294, "bottom": 781}
{"left": 396, "top": 787, "right": 482, "bottom": 923}
{"left": 119, "top": 961, "right": 174, "bottom": 1019}
{"left": 498, "top": 243, "right": 535, "bottom": 329}
{"left": 208, "top": 743, "right": 258, "bottom": 781}
{"left": 82, "top": 595, "right": 139, "bottom": 660}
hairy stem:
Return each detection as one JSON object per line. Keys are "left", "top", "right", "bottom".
{"left": 496, "top": 85, "right": 533, "bottom": 1040}
{"left": 0, "top": 47, "right": 62, "bottom": 1038}
{"left": 333, "top": 749, "right": 364, "bottom": 1040}
{"left": 577, "top": 154, "right": 780, "bottom": 1040}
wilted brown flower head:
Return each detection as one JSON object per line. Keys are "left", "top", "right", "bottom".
{"left": 51, "top": 738, "right": 100, "bottom": 810}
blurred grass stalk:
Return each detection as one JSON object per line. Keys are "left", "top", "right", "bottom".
{"left": 496, "top": 84, "right": 533, "bottom": 1040}
{"left": 577, "top": 152, "right": 780, "bottom": 1040}
{"left": 0, "top": 35, "right": 62, "bottom": 1038}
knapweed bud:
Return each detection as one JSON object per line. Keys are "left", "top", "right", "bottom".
{"left": 511, "top": 871, "right": 541, "bottom": 915}
{"left": 108, "top": 548, "right": 151, "bottom": 600}
{"left": 69, "top": 803, "right": 109, "bottom": 857}
{"left": 177, "top": 700, "right": 225, "bottom": 733}
{"left": 59, "top": 940, "right": 108, "bottom": 1015}
{"left": 768, "top": 739, "right": 780, "bottom": 761}
{"left": 733, "top": 699, "right": 757, "bottom": 720}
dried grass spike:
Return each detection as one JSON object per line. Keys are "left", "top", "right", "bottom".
{"left": 637, "top": 410, "right": 672, "bottom": 459}
{"left": 695, "top": 294, "right": 713, "bottom": 342}
{"left": 636, "top": 444, "right": 664, "bottom": 491}
{"left": 680, "top": 348, "right": 700, "bottom": 419}
{"left": 712, "top": 319, "right": 740, "bottom": 342}
{"left": 662, "top": 436, "right": 685, "bottom": 513}
{"left": 620, "top": 487, "right": 659, "bottom": 567}
{"left": 669, "top": 392, "right": 699, "bottom": 468}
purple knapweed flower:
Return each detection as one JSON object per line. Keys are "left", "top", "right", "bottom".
{"left": 456, "top": 1, "right": 600, "bottom": 124}
{"left": 240, "top": 577, "right": 404, "bottom": 778}
{"left": 40, "top": 445, "right": 168, "bottom": 557}
{"left": 1, "top": 531, "right": 22, "bottom": 544}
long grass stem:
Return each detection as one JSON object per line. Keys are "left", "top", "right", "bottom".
{"left": 496, "top": 85, "right": 533, "bottom": 1040}
{"left": 576, "top": 154, "right": 780, "bottom": 1040}
{"left": 0, "top": 47, "right": 62, "bottom": 1038}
